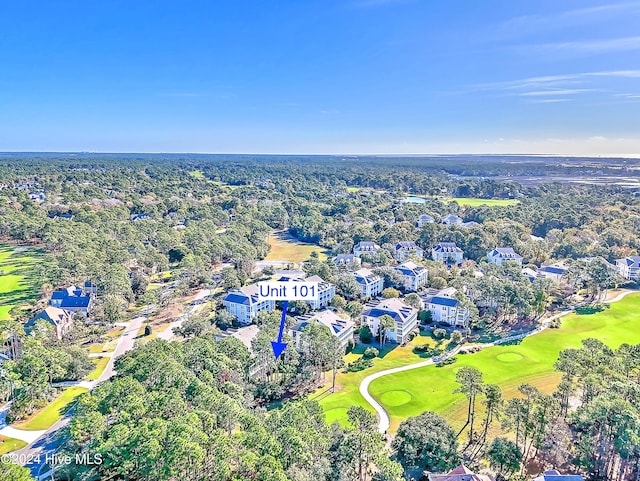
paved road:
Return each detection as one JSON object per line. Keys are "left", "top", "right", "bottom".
{"left": 360, "top": 289, "right": 638, "bottom": 433}
{"left": 9, "top": 315, "right": 146, "bottom": 479}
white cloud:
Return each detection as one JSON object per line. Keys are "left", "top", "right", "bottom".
{"left": 527, "top": 98, "right": 571, "bottom": 103}
{"left": 498, "top": 3, "right": 640, "bottom": 37}
{"left": 519, "top": 89, "right": 596, "bottom": 96}
{"left": 529, "top": 36, "right": 640, "bottom": 55}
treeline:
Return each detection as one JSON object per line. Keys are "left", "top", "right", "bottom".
{"left": 56, "top": 335, "right": 404, "bottom": 481}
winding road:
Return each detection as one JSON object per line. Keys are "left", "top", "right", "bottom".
{"left": 361, "top": 289, "right": 637, "bottom": 433}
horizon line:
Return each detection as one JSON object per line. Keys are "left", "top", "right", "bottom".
{"left": 1, "top": 150, "right": 640, "bottom": 159}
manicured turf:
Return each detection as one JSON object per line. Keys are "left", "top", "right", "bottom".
{"left": 85, "top": 356, "right": 109, "bottom": 381}
{"left": 15, "top": 386, "right": 88, "bottom": 431}
{"left": 265, "top": 231, "right": 329, "bottom": 262}
{"left": 0, "top": 245, "right": 43, "bottom": 320}
{"left": 316, "top": 333, "right": 441, "bottom": 426}
{"left": 0, "top": 435, "right": 27, "bottom": 454}
{"left": 369, "top": 293, "right": 640, "bottom": 433}
{"left": 446, "top": 197, "right": 520, "bottom": 207}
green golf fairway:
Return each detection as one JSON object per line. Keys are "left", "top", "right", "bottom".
{"left": 369, "top": 293, "right": 640, "bottom": 432}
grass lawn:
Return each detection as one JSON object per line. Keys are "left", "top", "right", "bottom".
{"left": 15, "top": 386, "right": 88, "bottom": 431}
{"left": 346, "top": 187, "right": 361, "bottom": 192}
{"left": 265, "top": 230, "right": 330, "bottom": 263}
{"left": 189, "top": 170, "right": 204, "bottom": 179}
{"left": 0, "top": 435, "right": 27, "bottom": 454}
{"left": 446, "top": 197, "right": 520, "bottom": 207}
{"left": 315, "top": 333, "right": 441, "bottom": 427}
{"left": 0, "top": 245, "right": 43, "bottom": 320}
{"left": 85, "top": 356, "right": 109, "bottom": 381}
{"left": 369, "top": 293, "right": 640, "bottom": 433}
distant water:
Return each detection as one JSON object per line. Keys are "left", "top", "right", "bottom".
{"left": 403, "top": 196, "right": 427, "bottom": 203}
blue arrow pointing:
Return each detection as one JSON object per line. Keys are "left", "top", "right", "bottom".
{"left": 271, "top": 301, "right": 288, "bottom": 360}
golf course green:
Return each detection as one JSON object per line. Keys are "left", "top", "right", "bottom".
{"left": 0, "top": 245, "right": 43, "bottom": 320}
{"left": 315, "top": 334, "right": 442, "bottom": 426}
{"left": 368, "top": 292, "right": 640, "bottom": 432}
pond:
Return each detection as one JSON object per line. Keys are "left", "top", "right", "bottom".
{"left": 403, "top": 196, "right": 428, "bottom": 204}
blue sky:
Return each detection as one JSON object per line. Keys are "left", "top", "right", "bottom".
{"left": 1, "top": 0, "right": 639, "bottom": 155}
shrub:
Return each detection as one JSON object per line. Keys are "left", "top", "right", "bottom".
{"left": 436, "top": 357, "right": 457, "bottom": 367}
{"left": 450, "top": 330, "right": 463, "bottom": 344}
{"left": 433, "top": 328, "right": 447, "bottom": 340}
{"left": 345, "top": 357, "right": 373, "bottom": 373}
{"left": 413, "top": 345, "right": 444, "bottom": 357}
{"left": 363, "top": 347, "right": 379, "bottom": 359}
{"left": 359, "top": 325, "right": 373, "bottom": 344}
{"left": 549, "top": 318, "right": 562, "bottom": 329}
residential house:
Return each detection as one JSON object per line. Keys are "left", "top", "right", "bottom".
{"left": 394, "top": 261, "right": 428, "bottom": 292}
{"left": 25, "top": 307, "right": 74, "bottom": 340}
{"left": 538, "top": 264, "right": 567, "bottom": 283}
{"left": 215, "top": 325, "right": 260, "bottom": 351}
{"left": 522, "top": 267, "right": 537, "bottom": 282}
{"left": 431, "top": 242, "right": 464, "bottom": 266}
{"left": 361, "top": 298, "right": 418, "bottom": 345}
{"left": 222, "top": 285, "right": 276, "bottom": 325}
{"left": 442, "top": 214, "right": 463, "bottom": 225}
{"left": 532, "top": 470, "right": 583, "bottom": 481}
{"left": 29, "top": 191, "right": 46, "bottom": 203}
{"left": 49, "top": 285, "right": 94, "bottom": 315}
{"left": 290, "top": 310, "right": 354, "bottom": 351}
{"left": 215, "top": 325, "right": 268, "bottom": 379}
{"left": 353, "top": 241, "right": 381, "bottom": 257}
{"left": 394, "top": 241, "right": 424, "bottom": 261}
{"left": 353, "top": 268, "right": 384, "bottom": 298}
{"left": 130, "top": 213, "right": 150, "bottom": 221}
{"left": 461, "top": 221, "right": 479, "bottom": 228}
{"left": 487, "top": 247, "right": 523, "bottom": 266}
{"left": 616, "top": 255, "right": 640, "bottom": 281}
{"left": 428, "top": 465, "right": 494, "bottom": 481}
{"left": 424, "top": 288, "right": 469, "bottom": 327}
{"left": 333, "top": 254, "right": 361, "bottom": 269}
{"left": 305, "top": 275, "right": 336, "bottom": 309}
{"left": 417, "top": 214, "right": 435, "bottom": 227}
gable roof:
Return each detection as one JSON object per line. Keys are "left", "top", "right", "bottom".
{"left": 395, "top": 261, "right": 427, "bottom": 277}
{"left": 433, "top": 242, "right": 462, "bottom": 253}
{"left": 354, "top": 268, "right": 381, "bottom": 285}
{"left": 293, "top": 310, "right": 354, "bottom": 336}
{"left": 489, "top": 247, "right": 522, "bottom": 259}
{"left": 442, "top": 214, "right": 463, "bottom": 223}
{"left": 532, "top": 470, "right": 583, "bottom": 481}
{"left": 395, "top": 241, "right": 419, "bottom": 250}
{"left": 429, "top": 296, "right": 460, "bottom": 307}
{"left": 619, "top": 255, "right": 640, "bottom": 267}
{"left": 223, "top": 284, "right": 262, "bottom": 306}
{"left": 362, "top": 298, "right": 417, "bottom": 324}
{"left": 540, "top": 265, "right": 566, "bottom": 275}
{"left": 354, "top": 241, "right": 379, "bottom": 250}
{"left": 26, "top": 307, "right": 72, "bottom": 330}
{"left": 428, "top": 464, "right": 494, "bottom": 481}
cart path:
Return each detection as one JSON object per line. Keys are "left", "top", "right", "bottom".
{"left": 360, "top": 289, "right": 637, "bottom": 433}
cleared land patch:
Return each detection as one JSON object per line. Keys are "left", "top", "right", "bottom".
{"left": 266, "top": 230, "right": 329, "bottom": 263}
